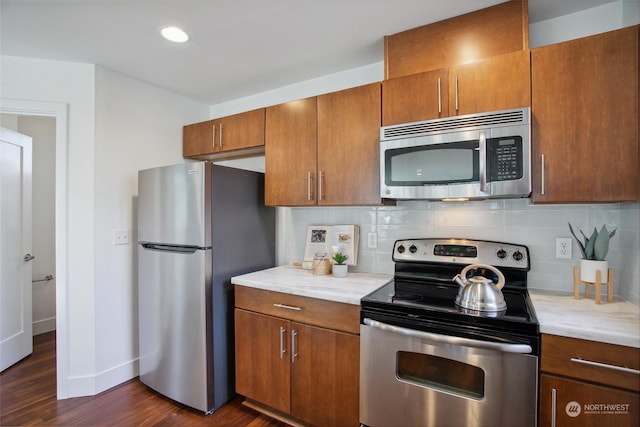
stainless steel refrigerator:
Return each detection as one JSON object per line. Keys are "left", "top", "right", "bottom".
{"left": 137, "top": 161, "right": 275, "bottom": 413}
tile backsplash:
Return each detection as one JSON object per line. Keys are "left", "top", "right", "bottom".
{"left": 281, "top": 200, "right": 640, "bottom": 306}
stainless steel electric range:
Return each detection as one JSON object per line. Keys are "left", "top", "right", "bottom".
{"left": 360, "top": 238, "right": 540, "bottom": 427}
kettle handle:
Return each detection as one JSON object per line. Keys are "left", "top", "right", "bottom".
{"left": 460, "top": 264, "right": 506, "bottom": 290}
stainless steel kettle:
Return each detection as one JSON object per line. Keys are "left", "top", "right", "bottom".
{"left": 453, "top": 264, "right": 507, "bottom": 313}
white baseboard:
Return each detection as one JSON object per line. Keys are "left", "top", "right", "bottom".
{"left": 65, "top": 358, "right": 139, "bottom": 398}
{"left": 33, "top": 317, "right": 56, "bottom": 335}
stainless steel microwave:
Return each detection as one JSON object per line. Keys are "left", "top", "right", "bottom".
{"left": 380, "top": 108, "right": 531, "bottom": 201}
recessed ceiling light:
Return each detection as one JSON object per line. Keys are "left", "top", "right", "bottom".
{"left": 160, "top": 26, "right": 189, "bottom": 43}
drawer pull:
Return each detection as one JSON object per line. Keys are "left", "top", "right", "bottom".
{"left": 570, "top": 357, "right": 640, "bottom": 375}
{"left": 273, "top": 303, "right": 302, "bottom": 311}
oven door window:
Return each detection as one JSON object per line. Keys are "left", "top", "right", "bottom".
{"left": 396, "top": 351, "right": 485, "bottom": 399}
{"left": 385, "top": 140, "right": 479, "bottom": 186}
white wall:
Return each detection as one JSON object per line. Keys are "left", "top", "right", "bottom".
{"left": 530, "top": 0, "right": 639, "bottom": 48}
{"left": 93, "top": 66, "right": 209, "bottom": 391}
{"left": 1, "top": 55, "right": 97, "bottom": 398}
{"left": 1, "top": 55, "right": 210, "bottom": 398}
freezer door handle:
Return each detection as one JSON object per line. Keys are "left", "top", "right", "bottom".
{"left": 140, "top": 242, "right": 208, "bottom": 253}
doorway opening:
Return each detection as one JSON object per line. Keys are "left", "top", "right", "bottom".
{"left": 0, "top": 99, "right": 69, "bottom": 398}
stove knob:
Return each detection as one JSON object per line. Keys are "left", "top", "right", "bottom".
{"left": 496, "top": 249, "right": 507, "bottom": 259}
{"left": 513, "top": 250, "right": 524, "bottom": 261}
{"left": 409, "top": 244, "right": 418, "bottom": 253}
{"left": 397, "top": 245, "right": 406, "bottom": 254}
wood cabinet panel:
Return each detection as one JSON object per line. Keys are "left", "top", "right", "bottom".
{"left": 382, "top": 69, "right": 449, "bottom": 125}
{"left": 183, "top": 119, "right": 216, "bottom": 157}
{"left": 540, "top": 374, "right": 640, "bottom": 427}
{"left": 183, "top": 109, "right": 265, "bottom": 158}
{"left": 216, "top": 108, "right": 265, "bottom": 152}
{"left": 384, "top": 0, "right": 528, "bottom": 79}
{"left": 290, "top": 322, "right": 359, "bottom": 427}
{"left": 265, "top": 97, "right": 318, "bottom": 206}
{"left": 448, "top": 50, "right": 531, "bottom": 116}
{"left": 531, "top": 26, "right": 639, "bottom": 203}
{"left": 542, "top": 334, "right": 640, "bottom": 393}
{"left": 317, "top": 83, "right": 382, "bottom": 205}
{"left": 234, "top": 309, "right": 290, "bottom": 413}
{"left": 234, "top": 285, "right": 360, "bottom": 335}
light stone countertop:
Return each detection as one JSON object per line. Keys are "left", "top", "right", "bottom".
{"left": 530, "top": 289, "right": 640, "bottom": 348}
{"left": 232, "top": 266, "right": 640, "bottom": 349}
{"left": 231, "top": 265, "right": 392, "bottom": 305}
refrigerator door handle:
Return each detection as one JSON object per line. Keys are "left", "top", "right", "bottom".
{"left": 140, "top": 242, "right": 209, "bottom": 254}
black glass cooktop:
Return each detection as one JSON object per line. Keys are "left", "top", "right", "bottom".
{"left": 361, "top": 278, "right": 539, "bottom": 338}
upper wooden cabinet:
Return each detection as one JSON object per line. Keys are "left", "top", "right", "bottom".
{"left": 183, "top": 108, "right": 265, "bottom": 158}
{"left": 531, "top": 26, "right": 639, "bottom": 203}
{"left": 317, "top": 83, "right": 381, "bottom": 205}
{"left": 384, "top": 0, "right": 528, "bottom": 79}
{"left": 265, "top": 97, "right": 318, "bottom": 206}
{"left": 265, "top": 83, "right": 382, "bottom": 206}
{"left": 382, "top": 50, "right": 531, "bottom": 125}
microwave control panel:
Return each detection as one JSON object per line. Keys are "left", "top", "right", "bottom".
{"left": 488, "top": 136, "right": 523, "bottom": 181}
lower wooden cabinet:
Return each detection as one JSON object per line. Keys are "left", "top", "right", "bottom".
{"left": 234, "top": 286, "right": 360, "bottom": 426}
{"left": 540, "top": 374, "right": 639, "bottom": 427}
{"left": 539, "top": 334, "right": 640, "bottom": 427}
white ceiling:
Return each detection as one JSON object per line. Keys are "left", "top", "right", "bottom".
{"left": 0, "top": 0, "right": 616, "bottom": 105}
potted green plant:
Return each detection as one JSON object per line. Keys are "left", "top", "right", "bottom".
{"left": 568, "top": 223, "right": 617, "bottom": 283}
{"left": 331, "top": 252, "right": 349, "bottom": 278}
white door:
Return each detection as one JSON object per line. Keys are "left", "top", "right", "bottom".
{"left": 0, "top": 126, "right": 33, "bottom": 372}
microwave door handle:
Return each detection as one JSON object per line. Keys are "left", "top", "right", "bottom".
{"left": 479, "top": 131, "right": 488, "bottom": 193}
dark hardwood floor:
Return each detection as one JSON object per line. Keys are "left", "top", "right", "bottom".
{"left": 0, "top": 332, "right": 287, "bottom": 426}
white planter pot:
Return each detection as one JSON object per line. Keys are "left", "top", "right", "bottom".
{"left": 332, "top": 264, "right": 348, "bottom": 278}
{"left": 580, "top": 259, "right": 609, "bottom": 283}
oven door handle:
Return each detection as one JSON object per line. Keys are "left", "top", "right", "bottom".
{"left": 363, "top": 318, "right": 533, "bottom": 354}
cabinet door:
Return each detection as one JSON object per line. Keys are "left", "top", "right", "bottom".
{"left": 317, "top": 83, "right": 382, "bottom": 206}
{"left": 531, "top": 26, "right": 639, "bottom": 203}
{"left": 449, "top": 50, "right": 531, "bottom": 116}
{"left": 183, "top": 119, "right": 218, "bottom": 157}
{"left": 540, "top": 374, "right": 640, "bottom": 427}
{"left": 234, "top": 309, "right": 290, "bottom": 414}
{"left": 382, "top": 69, "right": 448, "bottom": 125}
{"left": 290, "top": 322, "right": 359, "bottom": 427}
{"left": 218, "top": 109, "right": 265, "bottom": 152}
{"left": 265, "top": 97, "right": 317, "bottom": 206}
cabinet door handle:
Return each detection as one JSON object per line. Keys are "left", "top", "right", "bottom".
{"left": 273, "top": 303, "right": 302, "bottom": 311}
{"left": 551, "top": 388, "right": 557, "bottom": 427}
{"left": 24, "top": 253, "right": 35, "bottom": 262}
{"left": 570, "top": 357, "right": 640, "bottom": 375}
{"left": 291, "top": 329, "right": 298, "bottom": 363}
{"left": 540, "top": 154, "right": 545, "bottom": 195}
{"left": 307, "top": 171, "right": 313, "bottom": 201}
{"left": 212, "top": 124, "right": 216, "bottom": 149}
{"left": 437, "top": 77, "right": 442, "bottom": 114}
{"left": 454, "top": 74, "right": 459, "bottom": 112}
{"left": 219, "top": 123, "right": 223, "bottom": 148}
{"left": 279, "top": 326, "right": 287, "bottom": 359}
{"left": 318, "top": 170, "right": 324, "bottom": 201}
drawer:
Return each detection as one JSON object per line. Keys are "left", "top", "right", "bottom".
{"left": 234, "top": 285, "right": 360, "bottom": 335}
{"left": 542, "top": 334, "right": 640, "bottom": 392}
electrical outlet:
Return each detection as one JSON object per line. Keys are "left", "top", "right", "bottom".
{"left": 555, "top": 237, "right": 572, "bottom": 259}
{"left": 367, "top": 232, "right": 378, "bottom": 249}
{"left": 113, "top": 229, "right": 130, "bottom": 245}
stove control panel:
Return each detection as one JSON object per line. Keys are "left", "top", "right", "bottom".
{"left": 393, "top": 238, "right": 529, "bottom": 270}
